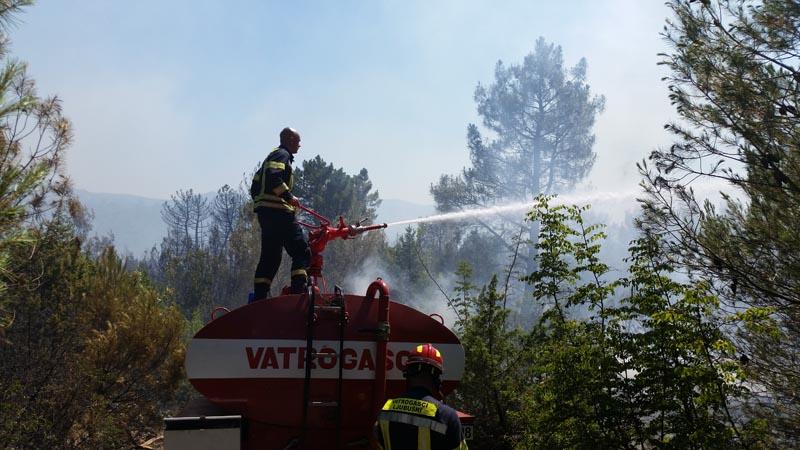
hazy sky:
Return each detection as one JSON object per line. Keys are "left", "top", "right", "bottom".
{"left": 13, "top": 0, "right": 676, "bottom": 204}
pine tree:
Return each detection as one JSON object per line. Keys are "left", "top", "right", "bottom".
{"left": 292, "top": 155, "right": 386, "bottom": 290}
{"left": 453, "top": 275, "right": 521, "bottom": 450}
{"left": 640, "top": 1, "right": 800, "bottom": 440}
{"left": 0, "top": 0, "right": 72, "bottom": 338}
{"left": 431, "top": 38, "right": 605, "bottom": 295}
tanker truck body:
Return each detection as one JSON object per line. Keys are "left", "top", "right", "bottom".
{"left": 164, "top": 206, "right": 472, "bottom": 450}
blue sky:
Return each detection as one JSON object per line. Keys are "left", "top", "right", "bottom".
{"left": 13, "top": 0, "right": 675, "bottom": 204}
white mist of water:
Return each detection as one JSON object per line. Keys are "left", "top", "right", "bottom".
{"left": 385, "top": 190, "right": 642, "bottom": 228}
{"left": 343, "top": 256, "right": 460, "bottom": 328}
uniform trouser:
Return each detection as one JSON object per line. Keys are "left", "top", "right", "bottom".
{"left": 254, "top": 208, "right": 311, "bottom": 298}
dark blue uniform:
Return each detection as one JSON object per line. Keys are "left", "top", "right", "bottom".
{"left": 375, "top": 387, "right": 468, "bottom": 450}
{"left": 251, "top": 147, "right": 310, "bottom": 298}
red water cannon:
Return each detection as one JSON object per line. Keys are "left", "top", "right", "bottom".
{"left": 296, "top": 203, "right": 387, "bottom": 288}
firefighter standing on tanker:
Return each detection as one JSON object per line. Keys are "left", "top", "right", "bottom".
{"left": 250, "top": 127, "right": 311, "bottom": 300}
{"left": 374, "top": 343, "right": 469, "bottom": 450}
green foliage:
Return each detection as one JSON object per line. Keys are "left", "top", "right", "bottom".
{"left": 293, "top": 155, "right": 387, "bottom": 290}
{"left": 622, "top": 237, "right": 769, "bottom": 449}
{"left": 0, "top": 0, "right": 72, "bottom": 337}
{"left": 516, "top": 196, "right": 632, "bottom": 449}
{"left": 454, "top": 197, "right": 772, "bottom": 449}
{"left": 453, "top": 275, "right": 521, "bottom": 450}
{"left": 640, "top": 0, "right": 800, "bottom": 442}
{"left": 294, "top": 155, "right": 380, "bottom": 224}
{"left": 452, "top": 261, "right": 476, "bottom": 321}
{"left": 0, "top": 7, "right": 187, "bottom": 446}
{"left": 386, "top": 226, "right": 431, "bottom": 303}
{"left": 0, "top": 217, "right": 185, "bottom": 449}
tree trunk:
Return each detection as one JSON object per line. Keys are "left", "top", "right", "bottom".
{"left": 525, "top": 133, "right": 542, "bottom": 323}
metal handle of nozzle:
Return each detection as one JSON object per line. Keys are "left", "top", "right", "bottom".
{"left": 349, "top": 222, "right": 388, "bottom": 237}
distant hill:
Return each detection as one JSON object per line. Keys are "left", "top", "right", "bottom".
{"left": 75, "top": 190, "right": 435, "bottom": 256}
{"left": 76, "top": 190, "right": 166, "bottom": 257}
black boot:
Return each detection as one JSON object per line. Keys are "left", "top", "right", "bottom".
{"left": 253, "top": 283, "right": 271, "bottom": 302}
{"left": 290, "top": 276, "right": 307, "bottom": 295}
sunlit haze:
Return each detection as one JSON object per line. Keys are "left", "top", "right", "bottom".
{"left": 14, "top": 1, "right": 675, "bottom": 204}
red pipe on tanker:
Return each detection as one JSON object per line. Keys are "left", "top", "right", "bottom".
{"left": 296, "top": 204, "right": 387, "bottom": 287}
{"left": 366, "top": 278, "right": 390, "bottom": 413}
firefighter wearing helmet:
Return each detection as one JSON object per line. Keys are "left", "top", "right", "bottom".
{"left": 373, "top": 343, "right": 469, "bottom": 450}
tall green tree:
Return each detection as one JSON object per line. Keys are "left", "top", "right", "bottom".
{"left": 293, "top": 155, "right": 380, "bottom": 223}
{"left": 431, "top": 37, "right": 605, "bottom": 300}
{"left": 452, "top": 271, "right": 524, "bottom": 450}
{"left": 0, "top": 0, "right": 72, "bottom": 338}
{"left": 293, "top": 155, "right": 386, "bottom": 290}
{"left": 640, "top": 0, "right": 800, "bottom": 441}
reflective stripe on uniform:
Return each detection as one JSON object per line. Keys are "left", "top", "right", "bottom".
{"left": 383, "top": 398, "right": 437, "bottom": 417}
{"left": 378, "top": 410, "right": 448, "bottom": 435}
{"left": 254, "top": 277, "right": 271, "bottom": 284}
{"left": 253, "top": 147, "right": 295, "bottom": 213}
{"left": 291, "top": 269, "right": 307, "bottom": 278}
{"left": 273, "top": 182, "right": 290, "bottom": 195}
{"left": 379, "top": 420, "right": 392, "bottom": 450}
{"left": 259, "top": 160, "right": 269, "bottom": 196}
{"left": 253, "top": 191, "right": 295, "bottom": 212}
{"left": 419, "top": 425, "right": 431, "bottom": 450}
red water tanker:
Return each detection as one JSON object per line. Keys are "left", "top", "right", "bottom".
{"left": 165, "top": 205, "right": 471, "bottom": 450}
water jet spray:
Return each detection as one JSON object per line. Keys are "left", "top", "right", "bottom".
{"left": 385, "top": 190, "right": 640, "bottom": 228}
